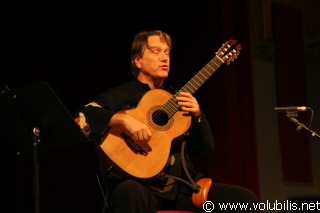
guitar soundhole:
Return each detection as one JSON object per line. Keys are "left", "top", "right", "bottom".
{"left": 152, "top": 110, "right": 168, "bottom": 126}
{"left": 147, "top": 105, "right": 173, "bottom": 131}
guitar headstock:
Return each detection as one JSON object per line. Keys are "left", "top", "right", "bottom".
{"left": 215, "top": 39, "right": 241, "bottom": 65}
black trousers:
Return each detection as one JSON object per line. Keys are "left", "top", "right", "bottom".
{"left": 108, "top": 179, "right": 259, "bottom": 213}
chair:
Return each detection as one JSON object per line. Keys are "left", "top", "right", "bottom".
{"left": 96, "top": 173, "right": 195, "bottom": 213}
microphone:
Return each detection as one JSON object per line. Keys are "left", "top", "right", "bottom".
{"left": 274, "top": 106, "right": 310, "bottom": 111}
{"left": 289, "top": 117, "right": 320, "bottom": 139}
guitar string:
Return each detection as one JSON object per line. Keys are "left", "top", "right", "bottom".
{"left": 146, "top": 41, "right": 238, "bottom": 132}
{"left": 134, "top": 41, "right": 239, "bottom": 152}
{"left": 146, "top": 57, "right": 223, "bottom": 138}
{"left": 155, "top": 45, "right": 236, "bottom": 123}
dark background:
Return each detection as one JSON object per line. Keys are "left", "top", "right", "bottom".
{"left": 2, "top": 0, "right": 320, "bottom": 212}
{"left": 2, "top": 1, "right": 227, "bottom": 114}
{"left": 2, "top": 1, "right": 235, "bottom": 212}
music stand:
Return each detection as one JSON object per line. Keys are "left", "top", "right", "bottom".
{"left": 0, "top": 81, "right": 90, "bottom": 213}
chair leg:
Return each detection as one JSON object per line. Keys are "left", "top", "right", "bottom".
{"left": 96, "top": 174, "right": 110, "bottom": 213}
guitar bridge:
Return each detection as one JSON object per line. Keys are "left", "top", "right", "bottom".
{"left": 120, "top": 132, "right": 149, "bottom": 156}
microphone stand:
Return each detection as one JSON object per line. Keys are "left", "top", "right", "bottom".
{"left": 286, "top": 113, "right": 320, "bottom": 140}
{"left": 2, "top": 85, "right": 41, "bottom": 212}
{"left": 32, "top": 127, "right": 41, "bottom": 213}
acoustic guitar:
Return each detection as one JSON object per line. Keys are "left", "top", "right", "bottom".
{"left": 100, "top": 40, "right": 241, "bottom": 179}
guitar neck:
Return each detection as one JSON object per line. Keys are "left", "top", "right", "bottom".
{"left": 162, "top": 55, "right": 224, "bottom": 118}
{"left": 161, "top": 39, "right": 241, "bottom": 119}
{"left": 180, "top": 55, "right": 224, "bottom": 95}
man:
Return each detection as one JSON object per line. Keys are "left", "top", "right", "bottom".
{"left": 77, "top": 30, "right": 258, "bottom": 213}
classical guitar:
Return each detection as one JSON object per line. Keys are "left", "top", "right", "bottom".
{"left": 100, "top": 40, "right": 241, "bottom": 179}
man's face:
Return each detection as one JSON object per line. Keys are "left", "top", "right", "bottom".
{"left": 135, "top": 35, "right": 170, "bottom": 81}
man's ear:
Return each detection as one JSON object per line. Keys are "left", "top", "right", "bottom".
{"left": 134, "top": 58, "right": 142, "bottom": 69}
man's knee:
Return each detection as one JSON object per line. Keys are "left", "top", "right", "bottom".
{"left": 110, "top": 179, "right": 160, "bottom": 212}
{"left": 113, "top": 180, "right": 145, "bottom": 197}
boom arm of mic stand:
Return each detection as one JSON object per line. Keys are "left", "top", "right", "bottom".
{"left": 289, "top": 117, "right": 320, "bottom": 140}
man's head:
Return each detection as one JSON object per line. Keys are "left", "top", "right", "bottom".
{"left": 131, "top": 30, "right": 172, "bottom": 79}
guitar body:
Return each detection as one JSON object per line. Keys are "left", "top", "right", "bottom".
{"left": 100, "top": 89, "right": 192, "bottom": 179}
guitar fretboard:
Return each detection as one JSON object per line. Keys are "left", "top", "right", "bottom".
{"left": 162, "top": 55, "right": 224, "bottom": 118}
